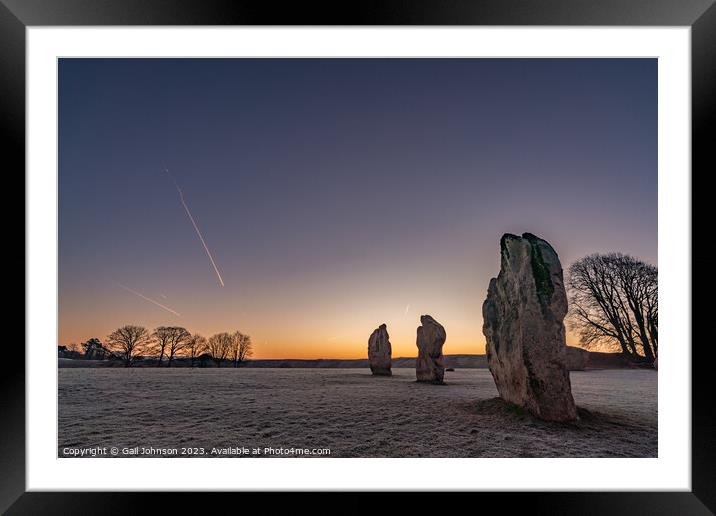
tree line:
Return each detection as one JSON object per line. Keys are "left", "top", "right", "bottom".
{"left": 568, "top": 252, "right": 657, "bottom": 362}
{"left": 59, "top": 325, "right": 253, "bottom": 368}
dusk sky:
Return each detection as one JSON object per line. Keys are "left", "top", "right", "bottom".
{"left": 59, "top": 58, "right": 657, "bottom": 359}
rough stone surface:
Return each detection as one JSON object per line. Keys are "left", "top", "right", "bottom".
{"left": 416, "top": 315, "right": 447, "bottom": 384}
{"left": 482, "top": 233, "right": 578, "bottom": 421}
{"left": 368, "top": 324, "right": 392, "bottom": 376}
{"left": 566, "top": 346, "right": 590, "bottom": 371}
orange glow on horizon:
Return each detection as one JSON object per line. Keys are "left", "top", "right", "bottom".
{"left": 60, "top": 323, "right": 585, "bottom": 360}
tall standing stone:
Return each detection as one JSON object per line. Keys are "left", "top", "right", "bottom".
{"left": 482, "top": 233, "right": 578, "bottom": 421}
{"left": 368, "top": 324, "right": 392, "bottom": 376}
{"left": 415, "top": 315, "right": 447, "bottom": 384}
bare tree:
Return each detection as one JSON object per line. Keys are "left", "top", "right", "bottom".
{"left": 166, "top": 327, "right": 192, "bottom": 367}
{"left": 207, "top": 332, "right": 232, "bottom": 367}
{"left": 152, "top": 327, "right": 173, "bottom": 366}
{"left": 229, "top": 331, "right": 253, "bottom": 368}
{"left": 644, "top": 268, "right": 658, "bottom": 356}
{"left": 185, "top": 334, "right": 207, "bottom": 367}
{"left": 238, "top": 332, "right": 253, "bottom": 365}
{"left": 106, "top": 325, "right": 152, "bottom": 367}
{"left": 568, "top": 253, "right": 657, "bottom": 361}
{"left": 617, "top": 255, "right": 658, "bottom": 359}
{"left": 82, "top": 338, "right": 106, "bottom": 360}
{"left": 67, "top": 342, "right": 82, "bottom": 354}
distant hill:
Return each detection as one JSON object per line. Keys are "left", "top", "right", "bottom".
{"left": 59, "top": 350, "right": 646, "bottom": 370}
{"left": 242, "top": 354, "right": 488, "bottom": 369}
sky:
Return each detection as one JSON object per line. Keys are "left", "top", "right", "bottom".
{"left": 58, "top": 58, "right": 657, "bottom": 359}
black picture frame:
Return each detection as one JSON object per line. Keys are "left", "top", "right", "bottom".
{"left": 4, "top": 0, "right": 712, "bottom": 513}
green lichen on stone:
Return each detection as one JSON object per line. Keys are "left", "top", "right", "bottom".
{"left": 523, "top": 233, "right": 554, "bottom": 301}
{"left": 500, "top": 233, "right": 519, "bottom": 259}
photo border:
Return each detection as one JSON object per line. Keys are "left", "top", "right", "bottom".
{"left": 5, "top": 0, "right": 712, "bottom": 512}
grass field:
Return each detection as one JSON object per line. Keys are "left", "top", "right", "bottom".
{"left": 58, "top": 368, "right": 657, "bottom": 458}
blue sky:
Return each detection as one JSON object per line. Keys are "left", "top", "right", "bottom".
{"left": 58, "top": 58, "right": 657, "bottom": 357}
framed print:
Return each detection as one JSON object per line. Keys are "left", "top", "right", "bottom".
{"left": 5, "top": 0, "right": 713, "bottom": 513}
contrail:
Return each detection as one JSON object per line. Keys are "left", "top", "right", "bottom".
{"left": 118, "top": 283, "right": 181, "bottom": 316}
{"left": 404, "top": 304, "right": 410, "bottom": 315}
{"left": 165, "top": 167, "right": 225, "bottom": 287}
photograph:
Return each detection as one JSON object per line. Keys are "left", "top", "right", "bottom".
{"left": 57, "top": 57, "right": 658, "bottom": 459}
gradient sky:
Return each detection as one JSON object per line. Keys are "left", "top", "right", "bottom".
{"left": 59, "top": 58, "right": 657, "bottom": 359}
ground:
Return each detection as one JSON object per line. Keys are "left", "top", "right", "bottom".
{"left": 58, "top": 368, "right": 657, "bottom": 458}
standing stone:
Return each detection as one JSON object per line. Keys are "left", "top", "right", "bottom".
{"left": 482, "top": 233, "right": 578, "bottom": 422}
{"left": 416, "top": 315, "right": 447, "bottom": 384}
{"left": 368, "top": 324, "right": 392, "bottom": 376}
